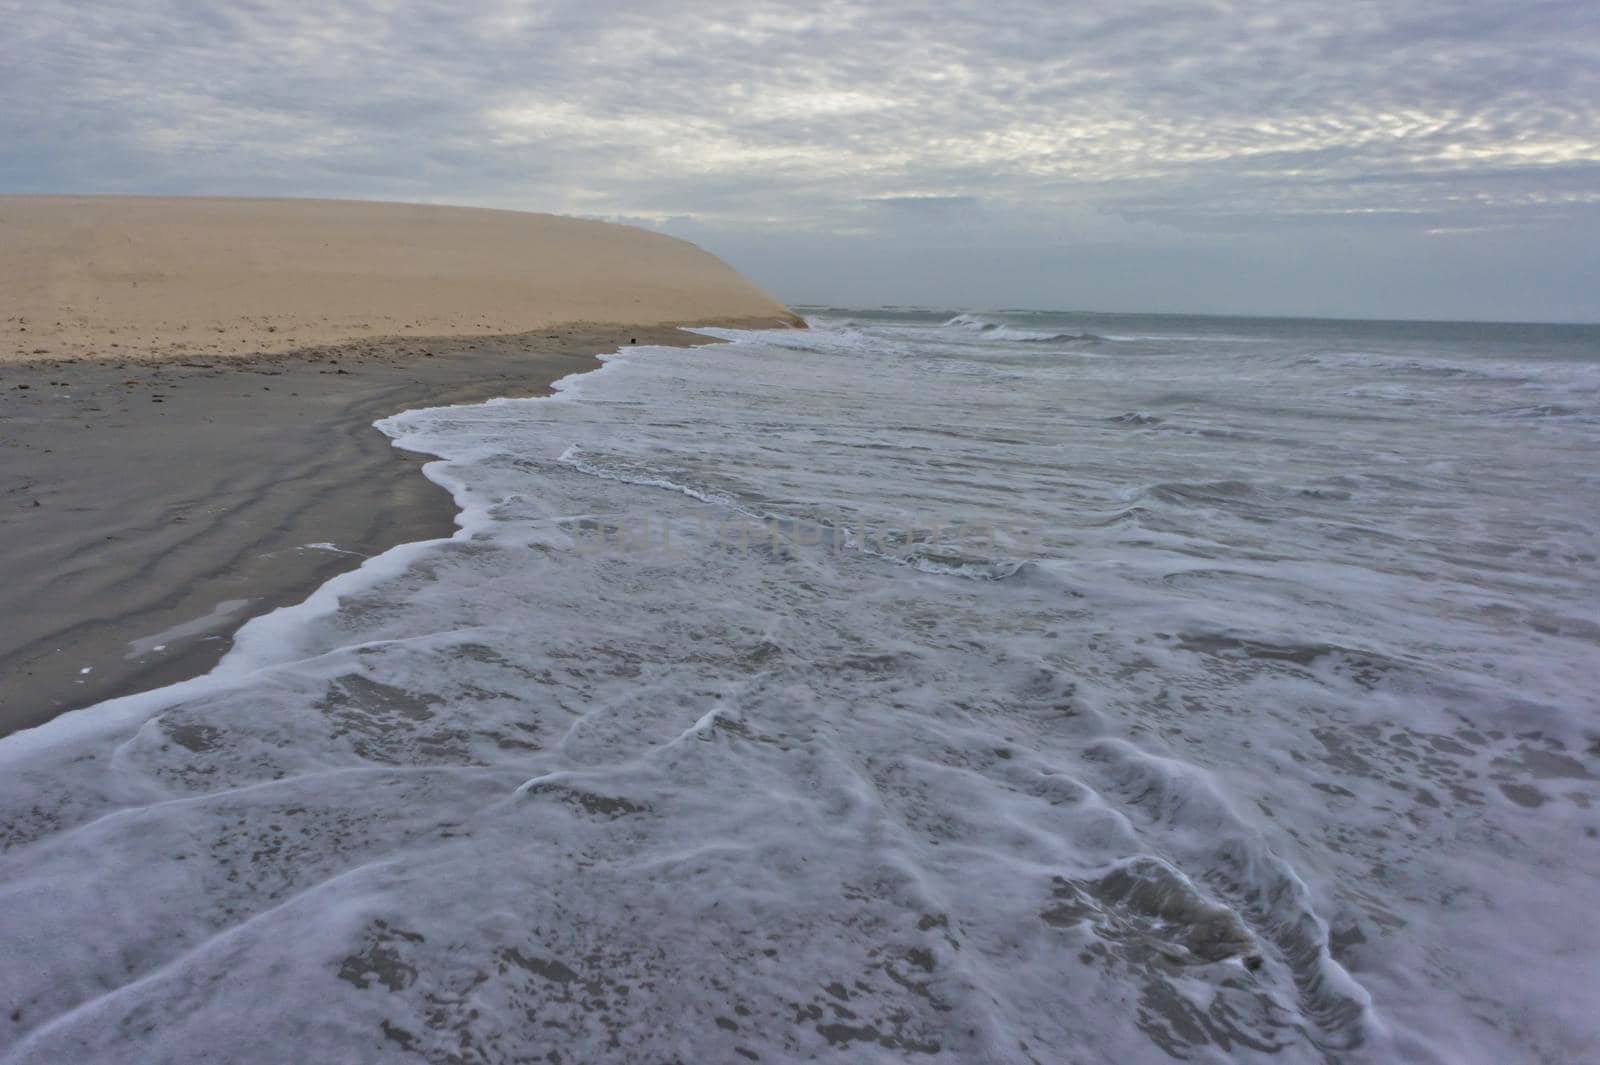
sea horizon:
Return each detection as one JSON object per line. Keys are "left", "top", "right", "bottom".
{"left": 795, "top": 303, "right": 1600, "bottom": 330}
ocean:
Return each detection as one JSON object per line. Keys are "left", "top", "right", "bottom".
{"left": 2, "top": 309, "right": 1597, "bottom": 1063}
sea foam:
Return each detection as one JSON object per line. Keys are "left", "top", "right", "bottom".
{"left": 2, "top": 311, "right": 1597, "bottom": 1063}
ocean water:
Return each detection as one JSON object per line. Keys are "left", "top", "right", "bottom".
{"left": 2, "top": 309, "right": 1598, "bottom": 1063}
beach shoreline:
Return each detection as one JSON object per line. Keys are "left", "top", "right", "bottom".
{"left": 0, "top": 195, "right": 801, "bottom": 737}
{"left": 0, "top": 323, "right": 737, "bottom": 737}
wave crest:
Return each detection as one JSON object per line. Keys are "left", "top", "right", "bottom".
{"left": 944, "top": 314, "right": 1103, "bottom": 344}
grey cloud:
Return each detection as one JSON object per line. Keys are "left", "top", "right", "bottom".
{"left": 2, "top": 0, "right": 1596, "bottom": 319}
{"left": 871, "top": 196, "right": 982, "bottom": 218}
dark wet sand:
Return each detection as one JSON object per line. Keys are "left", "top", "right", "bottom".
{"left": 0, "top": 325, "right": 716, "bottom": 737}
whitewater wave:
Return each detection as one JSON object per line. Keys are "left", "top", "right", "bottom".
{"left": 943, "top": 313, "right": 1103, "bottom": 344}
{"left": 2, "top": 311, "right": 1597, "bottom": 1064}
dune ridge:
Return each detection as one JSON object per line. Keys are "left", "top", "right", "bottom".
{"left": 0, "top": 196, "right": 802, "bottom": 363}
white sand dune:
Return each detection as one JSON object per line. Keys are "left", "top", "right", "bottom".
{"left": 0, "top": 196, "right": 801, "bottom": 363}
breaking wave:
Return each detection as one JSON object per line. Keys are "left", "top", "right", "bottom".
{"left": 944, "top": 313, "right": 1103, "bottom": 344}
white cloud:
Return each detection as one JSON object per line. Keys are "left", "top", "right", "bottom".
{"left": 3, "top": 0, "right": 1597, "bottom": 317}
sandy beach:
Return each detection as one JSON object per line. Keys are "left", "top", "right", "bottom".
{"left": 0, "top": 197, "right": 800, "bottom": 734}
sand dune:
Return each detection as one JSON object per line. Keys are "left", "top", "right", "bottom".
{"left": 0, "top": 196, "right": 801, "bottom": 363}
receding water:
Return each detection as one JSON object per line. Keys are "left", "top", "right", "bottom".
{"left": 2, "top": 310, "right": 1597, "bottom": 1063}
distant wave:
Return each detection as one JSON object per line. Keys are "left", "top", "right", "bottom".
{"left": 944, "top": 313, "right": 1103, "bottom": 344}
{"left": 1296, "top": 349, "right": 1537, "bottom": 384}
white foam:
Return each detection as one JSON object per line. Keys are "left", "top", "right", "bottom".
{"left": 2, "top": 314, "right": 1597, "bottom": 1063}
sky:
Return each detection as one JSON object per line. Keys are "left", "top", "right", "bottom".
{"left": 3, "top": 0, "right": 1597, "bottom": 322}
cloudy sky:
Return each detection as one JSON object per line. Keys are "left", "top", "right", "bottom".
{"left": 4, "top": 0, "right": 1597, "bottom": 321}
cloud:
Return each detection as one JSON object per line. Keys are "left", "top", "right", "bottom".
{"left": 2, "top": 0, "right": 1596, "bottom": 318}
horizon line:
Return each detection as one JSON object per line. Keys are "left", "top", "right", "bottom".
{"left": 788, "top": 303, "right": 1600, "bottom": 329}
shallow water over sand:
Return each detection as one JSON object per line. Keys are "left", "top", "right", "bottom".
{"left": 2, "top": 311, "right": 1597, "bottom": 1063}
